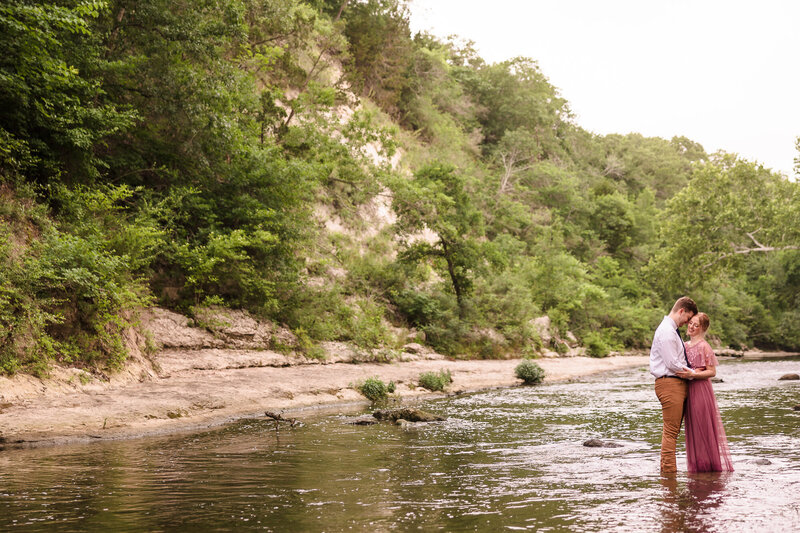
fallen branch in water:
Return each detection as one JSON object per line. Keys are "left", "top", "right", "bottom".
{"left": 264, "top": 411, "right": 302, "bottom": 430}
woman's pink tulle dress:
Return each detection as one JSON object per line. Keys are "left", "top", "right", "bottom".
{"left": 684, "top": 339, "right": 734, "bottom": 472}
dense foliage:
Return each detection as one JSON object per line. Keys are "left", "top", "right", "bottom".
{"left": 514, "top": 359, "right": 545, "bottom": 385}
{"left": 417, "top": 369, "right": 452, "bottom": 392}
{"left": 356, "top": 376, "right": 391, "bottom": 403}
{"left": 2, "top": 0, "right": 799, "bottom": 375}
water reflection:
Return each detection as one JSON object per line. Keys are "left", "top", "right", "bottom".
{"left": 659, "top": 473, "right": 730, "bottom": 533}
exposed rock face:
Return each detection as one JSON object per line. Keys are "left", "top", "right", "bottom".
{"left": 406, "top": 329, "right": 426, "bottom": 343}
{"left": 583, "top": 438, "right": 623, "bottom": 448}
{"left": 373, "top": 408, "right": 445, "bottom": 422}
{"left": 192, "top": 306, "right": 283, "bottom": 349}
{"left": 530, "top": 315, "right": 583, "bottom": 357}
{"left": 564, "top": 331, "right": 579, "bottom": 348}
{"left": 778, "top": 373, "right": 799, "bottom": 381}
{"left": 144, "top": 308, "right": 222, "bottom": 349}
{"left": 470, "top": 328, "right": 506, "bottom": 345}
{"left": 531, "top": 316, "right": 552, "bottom": 345}
{"left": 143, "top": 306, "right": 299, "bottom": 352}
{"left": 402, "top": 343, "right": 424, "bottom": 354}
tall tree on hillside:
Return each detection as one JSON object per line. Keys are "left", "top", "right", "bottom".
{"left": 392, "top": 163, "right": 483, "bottom": 315}
{"left": 339, "top": 0, "right": 414, "bottom": 115}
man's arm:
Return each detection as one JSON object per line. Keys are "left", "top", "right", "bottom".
{"left": 661, "top": 332, "right": 687, "bottom": 374}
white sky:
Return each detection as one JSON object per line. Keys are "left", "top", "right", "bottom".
{"left": 408, "top": 0, "right": 800, "bottom": 177}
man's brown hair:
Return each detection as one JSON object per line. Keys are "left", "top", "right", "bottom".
{"left": 671, "top": 296, "right": 698, "bottom": 315}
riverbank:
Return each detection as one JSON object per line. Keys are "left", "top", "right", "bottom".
{"left": 3, "top": 306, "right": 797, "bottom": 449}
{"left": 0, "top": 347, "right": 650, "bottom": 448}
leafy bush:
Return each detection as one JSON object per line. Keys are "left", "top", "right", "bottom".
{"left": 356, "top": 377, "right": 389, "bottom": 403}
{"left": 283, "top": 285, "right": 354, "bottom": 341}
{"left": 584, "top": 332, "right": 611, "bottom": 358}
{"left": 391, "top": 288, "right": 446, "bottom": 328}
{"left": 351, "top": 299, "right": 395, "bottom": 350}
{"left": 418, "top": 369, "right": 452, "bottom": 391}
{"left": 515, "top": 359, "right": 545, "bottom": 385}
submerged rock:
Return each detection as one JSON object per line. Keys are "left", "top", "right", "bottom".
{"left": 349, "top": 416, "right": 378, "bottom": 426}
{"left": 749, "top": 458, "right": 772, "bottom": 465}
{"left": 793, "top": 405, "right": 800, "bottom": 411}
{"left": 711, "top": 377, "right": 724, "bottom": 383}
{"left": 373, "top": 408, "right": 445, "bottom": 422}
{"left": 778, "top": 373, "right": 799, "bottom": 381}
{"left": 583, "top": 438, "right": 623, "bottom": 448}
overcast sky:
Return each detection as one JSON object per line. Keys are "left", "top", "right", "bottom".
{"left": 408, "top": 0, "right": 799, "bottom": 177}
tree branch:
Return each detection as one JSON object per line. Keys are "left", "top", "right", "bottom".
{"left": 334, "top": 0, "right": 349, "bottom": 22}
{"left": 702, "top": 243, "right": 800, "bottom": 269}
{"left": 744, "top": 230, "right": 765, "bottom": 249}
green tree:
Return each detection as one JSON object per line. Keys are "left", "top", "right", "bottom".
{"left": 392, "top": 163, "right": 483, "bottom": 315}
{"left": 460, "top": 57, "right": 571, "bottom": 155}
{"left": 0, "top": 0, "right": 135, "bottom": 183}
{"left": 340, "top": 0, "right": 415, "bottom": 115}
{"left": 648, "top": 156, "right": 800, "bottom": 294}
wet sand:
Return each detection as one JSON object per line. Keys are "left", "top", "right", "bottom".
{"left": 0, "top": 350, "right": 649, "bottom": 448}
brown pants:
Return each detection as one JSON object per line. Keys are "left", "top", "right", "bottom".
{"left": 655, "top": 377, "right": 688, "bottom": 474}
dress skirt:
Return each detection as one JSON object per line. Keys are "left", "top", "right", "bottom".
{"left": 685, "top": 379, "right": 734, "bottom": 472}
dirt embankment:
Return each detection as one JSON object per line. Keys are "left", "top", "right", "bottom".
{"left": 0, "top": 308, "right": 650, "bottom": 448}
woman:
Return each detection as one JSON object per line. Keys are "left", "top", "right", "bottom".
{"left": 682, "top": 312, "right": 734, "bottom": 472}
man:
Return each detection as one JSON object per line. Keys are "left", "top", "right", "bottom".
{"left": 650, "top": 296, "right": 698, "bottom": 474}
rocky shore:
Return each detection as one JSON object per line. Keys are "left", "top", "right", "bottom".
{"left": 0, "top": 307, "right": 652, "bottom": 448}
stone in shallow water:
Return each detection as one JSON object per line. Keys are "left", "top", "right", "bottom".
{"left": 583, "top": 438, "right": 623, "bottom": 448}
{"left": 373, "top": 408, "right": 445, "bottom": 422}
{"left": 349, "top": 416, "right": 378, "bottom": 425}
{"left": 793, "top": 405, "right": 800, "bottom": 411}
{"left": 778, "top": 373, "right": 799, "bottom": 381}
{"left": 749, "top": 458, "right": 772, "bottom": 465}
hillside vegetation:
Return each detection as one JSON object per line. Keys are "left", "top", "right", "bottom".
{"left": 2, "top": 0, "right": 800, "bottom": 376}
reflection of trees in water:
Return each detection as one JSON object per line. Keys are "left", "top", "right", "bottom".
{"left": 659, "top": 473, "right": 731, "bottom": 533}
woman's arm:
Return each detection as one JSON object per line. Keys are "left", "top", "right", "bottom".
{"left": 688, "top": 365, "right": 716, "bottom": 380}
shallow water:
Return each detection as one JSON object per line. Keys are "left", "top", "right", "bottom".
{"left": 1, "top": 358, "right": 799, "bottom": 532}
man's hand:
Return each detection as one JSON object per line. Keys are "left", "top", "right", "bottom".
{"left": 675, "top": 367, "right": 694, "bottom": 380}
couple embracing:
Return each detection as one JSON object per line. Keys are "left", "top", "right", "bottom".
{"left": 650, "top": 296, "right": 734, "bottom": 475}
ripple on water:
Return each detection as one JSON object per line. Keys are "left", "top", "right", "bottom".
{"left": 1, "top": 358, "right": 799, "bottom": 532}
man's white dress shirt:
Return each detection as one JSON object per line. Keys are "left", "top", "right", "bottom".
{"left": 649, "top": 315, "right": 687, "bottom": 378}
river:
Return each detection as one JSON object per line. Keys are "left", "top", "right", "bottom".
{"left": 1, "top": 357, "right": 799, "bottom": 531}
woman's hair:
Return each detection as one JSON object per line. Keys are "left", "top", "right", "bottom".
{"left": 696, "top": 312, "right": 710, "bottom": 332}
